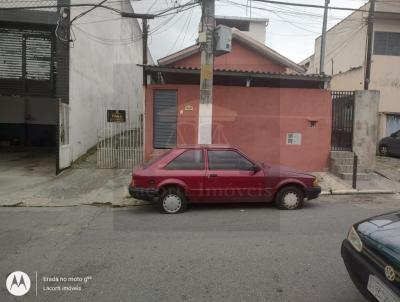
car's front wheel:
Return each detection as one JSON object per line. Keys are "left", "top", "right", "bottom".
{"left": 158, "top": 187, "right": 187, "bottom": 214}
{"left": 379, "top": 144, "right": 389, "bottom": 156}
{"left": 275, "top": 186, "right": 304, "bottom": 210}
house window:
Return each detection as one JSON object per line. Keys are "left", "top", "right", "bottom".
{"left": 374, "top": 31, "right": 400, "bottom": 56}
{"left": 286, "top": 133, "right": 302, "bottom": 145}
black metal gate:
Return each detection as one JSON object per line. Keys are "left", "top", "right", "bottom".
{"left": 331, "top": 91, "right": 355, "bottom": 151}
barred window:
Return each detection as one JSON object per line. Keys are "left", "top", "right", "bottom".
{"left": 374, "top": 31, "right": 400, "bottom": 56}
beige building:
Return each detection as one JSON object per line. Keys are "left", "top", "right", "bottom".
{"left": 302, "top": 1, "right": 400, "bottom": 139}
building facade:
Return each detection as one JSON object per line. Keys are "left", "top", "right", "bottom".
{"left": 0, "top": 0, "right": 148, "bottom": 173}
{"left": 303, "top": 1, "right": 400, "bottom": 139}
{"left": 144, "top": 19, "right": 332, "bottom": 172}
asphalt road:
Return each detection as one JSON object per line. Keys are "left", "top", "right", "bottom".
{"left": 1, "top": 194, "right": 399, "bottom": 302}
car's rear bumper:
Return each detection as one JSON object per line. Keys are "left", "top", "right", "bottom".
{"left": 306, "top": 186, "right": 321, "bottom": 200}
{"left": 341, "top": 239, "right": 400, "bottom": 301}
{"left": 128, "top": 186, "right": 158, "bottom": 202}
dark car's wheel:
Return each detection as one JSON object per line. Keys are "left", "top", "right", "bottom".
{"left": 158, "top": 187, "right": 187, "bottom": 214}
{"left": 275, "top": 186, "right": 304, "bottom": 210}
{"left": 379, "top": 144, "right": 389, "bottom": 156}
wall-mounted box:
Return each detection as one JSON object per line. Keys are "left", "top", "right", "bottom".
{"left": 214, "top": 25, "right": 232, "bottom": 56}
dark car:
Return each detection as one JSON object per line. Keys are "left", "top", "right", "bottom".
{"left": 341, "top": 211, "right": 400, "bottom": 302}
{"left": 129, "top": 145, "right": 321, "bottom": 213}
{"left": 379, "top": 130, "right": 400, "bottom": 157}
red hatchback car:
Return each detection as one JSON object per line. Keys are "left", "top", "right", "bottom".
{"left": 129, "top": 145, "right": 321, "bottom": 213}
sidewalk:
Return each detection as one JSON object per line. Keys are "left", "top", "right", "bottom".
{"left": 314, "top": 156, "right": 400, "bottom": 195}
{"left": 0, "top": 152, "right": 145, "bottom": 207}
{"left": 1, "top": 153, "right": 399, "bottom": 207}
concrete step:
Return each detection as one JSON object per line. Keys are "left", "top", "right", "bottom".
{"left": 332, "top": 164, "right": 354, "bottom": 174}
{"left": 339, "top": 172, "right": 370, "bottom": 181}
{"left": 330, "top": 157, "right": 357, "bottom": 166}
{"left": 330, "top": 151, "right": 354, "bottom": 159}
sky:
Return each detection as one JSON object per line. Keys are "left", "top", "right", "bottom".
{"left": 131, "top": 0, "right": 368, "bottom": 63}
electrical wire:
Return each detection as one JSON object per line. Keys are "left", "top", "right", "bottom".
{"left": 70, "top": 0, "right": 109, "bottom": 24}
{"left": 167, "top": 8, "right": 192, "bottom": 53}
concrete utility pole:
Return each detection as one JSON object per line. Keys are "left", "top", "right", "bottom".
{"left": 198, "top": 0, "right": 215, "bottom": 144}
{"left": 364, "top": 0, "right": 376, "bottom": 90}
{"left": 142, "top": 18, "right": 148, "bottom": 85}
{"left": 319, "top": 0, "right": 330, "bottom": 75}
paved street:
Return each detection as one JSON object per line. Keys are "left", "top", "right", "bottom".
{"left": 1, "top": 194, "right": 399, "bottom": 302}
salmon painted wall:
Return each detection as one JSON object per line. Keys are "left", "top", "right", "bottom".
{"left": 145, "top": 85, "right": 332, "bottom": 172}
{"left": 168, "top": 40, "right": 285, "bottom": 73}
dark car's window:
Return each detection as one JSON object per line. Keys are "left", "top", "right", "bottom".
{"left": 208, "top": 150, "right": 254, "bottom": 171}
{"left": 142, "top": 150, "right": 173, "bottom": 169}
{"left": 165, "top": 150, "right": 204, "bottom": 170}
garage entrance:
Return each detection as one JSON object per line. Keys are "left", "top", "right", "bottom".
{"left": 0, "top": 21, "right": 64, "bottom": 176}
{"left": 0, "top": 96, "right": 57, "bottom": 177}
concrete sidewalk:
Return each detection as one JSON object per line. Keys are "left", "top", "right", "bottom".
{"left": 314, "top": 156, "right": 400, "bottom": 195}
{"left": 0, "top": 152, "right": 145, "bottom": 207}
{"left": 1, "top": 152, "right": 399, "bottom": 208}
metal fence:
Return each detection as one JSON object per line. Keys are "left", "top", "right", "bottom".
{"left": 97, "top": 106, "right": 144, "bottom": 169}
{"left": 331, "top": 91, "right": 355, "bottom": 151}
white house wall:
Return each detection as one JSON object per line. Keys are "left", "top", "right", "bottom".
{"left": 309, "top": 6, "right": 369, "bottom": 76}
{"left": 309, "top": 2, "right": 400, "bottom": 138}
{"left": 370, "top": 17, "right": 400, "bottom": 114}
{"left": 68, "top": 0, "right": 147, "bottom": 161}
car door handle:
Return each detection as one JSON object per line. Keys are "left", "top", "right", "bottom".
{"left": 208, "top": 174, "right": 218, "bottom": 178}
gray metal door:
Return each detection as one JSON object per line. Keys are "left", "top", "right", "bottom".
{"left": 154, "top": 90, "right": 177, "bottom": 149}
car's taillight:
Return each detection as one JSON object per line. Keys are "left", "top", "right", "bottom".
{"left": 312, "top": 178, "right": 319, "bottom": 187}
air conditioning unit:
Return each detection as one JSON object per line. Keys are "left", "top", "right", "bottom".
{"left": 214, "top": 25, "right": 232, "bottom": 56}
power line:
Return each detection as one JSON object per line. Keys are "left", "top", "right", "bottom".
{"left": 167, "top": 8, "right": 193, "bottom": 53}
{"left": 251, "top": 0, "right": 371, "bottom": 12}
{"left": 70, "top": 0, "right": 109, "bottom": 24}
{"left": 0, "top": 0, "right": 197, "bottom": 19}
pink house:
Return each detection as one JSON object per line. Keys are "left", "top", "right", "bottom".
{"left": 143, "top": 27, "right": 331, "bottom": 172}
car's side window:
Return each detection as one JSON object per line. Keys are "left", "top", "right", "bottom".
{"left": 208, "top": 150, "right": 254, "bottom": 171}
{"left": 164, "top": 150, "right": 204, "bottom": 170}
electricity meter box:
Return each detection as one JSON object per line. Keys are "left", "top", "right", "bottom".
{"left": 214, "top": 25, "right": 232, "bottom": 56}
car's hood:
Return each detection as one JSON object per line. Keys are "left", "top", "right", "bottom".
{"left": 264, "top": 164, "right": 314, "bottom": 178}
{"left": 356, "top": 211, "right": 400, "bottom": 269}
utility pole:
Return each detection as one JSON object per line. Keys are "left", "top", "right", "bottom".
{"left": 319, "top": 0, "right": 330, "bottom": 75}
{"left": 142, "top": 18, "right": 148, "bottom": 85}
{"left": 198, "top": 0, "right": 215, "bottom": 144}
{"left": 364, "top": 0, "right": 375, "bottom": 90}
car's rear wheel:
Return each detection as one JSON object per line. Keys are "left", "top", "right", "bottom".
{"left": 379, "top": 144, "right": 389, "bottom": 156}
{"left": 158, "top": 187, "right": 187, "bottom": 214}
{"left": 275, "top": 186, "right": 304, "bottom": 210}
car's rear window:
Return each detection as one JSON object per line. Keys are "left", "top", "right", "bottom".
{"left": 142, "top": 150, "right": 173, "bottom": 169}
{"left": 165, "top": 149, "right": 204, "bottom": 170}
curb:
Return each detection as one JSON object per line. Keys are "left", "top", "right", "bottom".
{"left": 321, "top": 189, "right": 395, "bottom": 195}
{"left": 0, "top": 198, "right": 151, "bottom": 208}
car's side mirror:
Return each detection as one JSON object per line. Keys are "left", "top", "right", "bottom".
{"left": 249, "top": 165, "right": 261, "bottom": 173}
